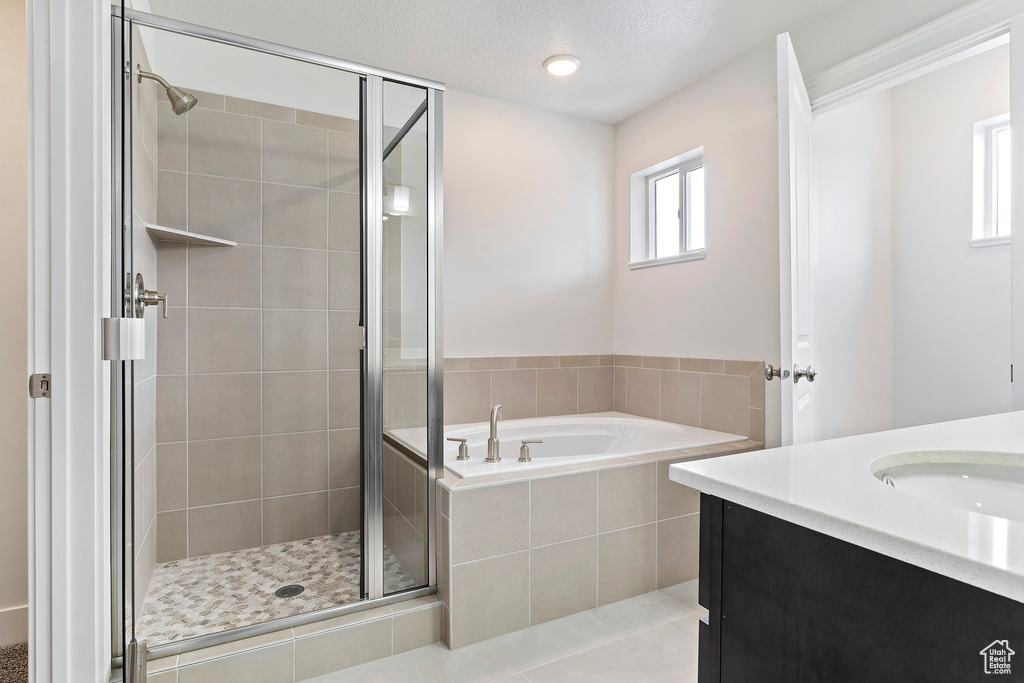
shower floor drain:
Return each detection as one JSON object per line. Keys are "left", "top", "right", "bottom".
{"left": 275, "top": 584, "right": 305, "bottom": 598}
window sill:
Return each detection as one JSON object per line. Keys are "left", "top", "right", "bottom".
{"left": 629, "top": 249, "right": 706, "bottom": 270}
{"left": 970, "top": 235, "right": 1010, "bottom": 248}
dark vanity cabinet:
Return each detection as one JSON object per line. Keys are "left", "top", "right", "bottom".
{"left": 697, "top": 493, "right": 1024, "bottom": 682}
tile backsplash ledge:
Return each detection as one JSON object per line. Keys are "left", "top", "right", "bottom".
{"left": 443, "top": 355, "right": 765, "bottom": 443}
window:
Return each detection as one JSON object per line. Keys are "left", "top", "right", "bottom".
{"left": 972, "top": 114, "right": 1011, "bottom": 247}
{"left": 629, "top": 147, "right": 705, "bottom": 267}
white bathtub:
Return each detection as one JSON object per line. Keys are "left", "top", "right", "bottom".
{"left": 390, "top": 413, "right": 746, "bottom": 478}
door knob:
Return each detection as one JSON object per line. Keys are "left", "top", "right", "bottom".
{"left": 765, "top": 364, "right": 790, "bottom": 381}
{"left": 793, "top": 364, "right": 817, "bottom": 383}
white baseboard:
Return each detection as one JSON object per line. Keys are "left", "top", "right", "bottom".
{"left": 0, "top": 605, "right": 28, "bottom": 647}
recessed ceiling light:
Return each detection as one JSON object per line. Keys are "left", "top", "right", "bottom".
{"left": 544, "top": 55, "right": 580, "bottom": 76}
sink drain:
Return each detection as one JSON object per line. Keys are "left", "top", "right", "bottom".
{"left": 275, "top": 584, "right": 305, "bottom": 598}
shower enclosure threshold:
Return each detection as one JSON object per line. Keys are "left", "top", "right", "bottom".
{"left": 136, "top": 531, "right": 417, "bottom": 644}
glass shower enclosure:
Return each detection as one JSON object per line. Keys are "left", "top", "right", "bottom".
{"left": 109, "top": 7, "right": 443, "bottom": 675}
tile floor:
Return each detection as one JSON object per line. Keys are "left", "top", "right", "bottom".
{"left": 306, "top": 580, "right": 704, "bottom": 683}
{"left": 137, "top": 531, "right": 418, "bottom": 644}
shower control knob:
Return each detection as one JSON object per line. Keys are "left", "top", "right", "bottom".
{"left": 447, "top": 437, "right": 470, "bottom": 460}
{"left": 793, "top": 364, "right": 817, "bottom": 383}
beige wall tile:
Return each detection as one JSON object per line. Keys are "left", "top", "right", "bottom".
{"left": 157, "top": 510, "right": 187, "bottom": 562}
{"left": 264, "top": 491, "right": 328, "bottom": 544}
{"left": 329, "top": 250, "right": 361, "bottom": 311}
{"left": 530, "top": 472, "right": 597, "bottom": 547}
{"left": 147, "top": 670, "right": 176, "bottom": 683}
{"left": 625, "top": 367, "right": 660, "bottom": 420}
{"left": 660, "top": 371, "right": 700, "bottom": 426}
{"left": 187, "top": 108, "right": 261, "bottom": 181}
{"left": 297, "top": 110, "right": 358, "bottom": 134}
{"left": 263, "top": 371, "right": 329, "bottom": 434}
{"left": 291, "top": 605, "right": 391, "bottom": 638}
{"left": 537, "top": 368, "right": 577, "bottom": 417}
{"left": 186, "top": 89, "right": 226, "bottom": 111}
{"left": 263, "top": 431, "right": 329, "bottom": 497}
{"left": 700, "top": 373, "right": 749, "bottom": 436}
{"left": 613, "top": 366, "right": 627, "bottom": 412}
{"left": 263, "top": 183, "right": 329, "bottom": 249}
{"left": 450, "top": 482, "right": 528, "bottom": 564}
{"left": 225, "top": 96, "right": 295, "bottom": 123}
{"left": 530, "top": 537, "right": 597, "bottom": 625}
{"left": 614, "top": 354, "right": 642, "bottom": 367}
{"left": 177, "top": 642, "right": 293, "bottom": 683}
{"left": 330, "top": 486, "right": 361, "bottom": 534}
{"left": 656, "top": 515, "right": 700, "bottom": 588}
{"left": 560, "top": 355, "right": 601, "bottom": 367}
{"left": 188, "top": 174, "right": 262, "bottom": 245}
{"left": 749, "top": 408, "right": 765, "bottom": 443}
{"left": 263, "top": 120, "right": 329, "bottom": 189}
{"left": 157, "top": 242, "right": 188, "bottom": 307}
{"left": 177, "top": 631, "right": 293, "bottom": 667}
{"left": 157, "top": 312, "right": 187, "bottom": 375}
{"left": 156, "top": 375, "right": 187, "bottom": 443}
{"left": 294, "top": 617, "right": 392, "bottom": 680}
{"left": 263, "top": 246, "right": 329, "bottom": 309}
{"left": 188, "top": 244, "right": 262, "bottom": 308}
{"left": 578, "top": 366, "right": 613, "bottom": 414}
{"left": 329, "top": 429, "right": 360, "bottom": 489}
{"left": 597, "top": 524, "right": 656, "bottom": 605}
{"left": 156, "top": 442, "right": 187, "bottom": 511}
{"left": 329, "top": 370, "right": 361, "bottom": 429}
{"left": 443, "top": 371, "right": 491, "bottom": 425}
{"left": 157, "top": 170, "right": 187, "bottom": 229}
{"left": 187, "top": 308, "right": 262, "bottom": 374}
{"left": 643, "top": 356, "right": 679, "bottom": 370}
{"left": 393, "top": 604, "right": 443, "bottom": 654}
{"left": 329, "top": 191, "right": 360, "bottom": 252}
{"left": 394, "top": 513, "right": 428, "bottom": 585}
{"left": 598, "top": 463, "right": 656, "bottom": 532}
{"left": 443, "top": 358, "right": 469, "bottom": 371}
{"left": 450, "top": 551, "right": 529, "bottom": 648}
{"left": 724, "top": 359, "right": 761, "bottom": 376}
{"left": 157, "top": 106, "right": 187, "bottom": 171}
{"left": 329, "top": 131, "right": 360, "bottom": 193}
{"left": 750, "top": 368, "right": 765, "bottom": 410}
{"left": 491, "top": 369, "right": 536, "bottom": 420}
{"left": 329, "top": 311, "right": 362, "bottom": 370}
{"left": 679, "top": 358, "right": 725, "bottom": 373}
{"left": 657, "top": 458, "right": 702, "bottom": 520}
{"left": 188, "top": 373, "right": 262, "bottom": 440}
{"left": 515, "top": 356, "right": 559, "bottom": 369}
{"left": 263, "top": 309, "right": 329, "bottom": 371}
{"left": 466, "top": 357, "right": 516, "bottom": 370}
{"left": 188, "top": 436, "right": 262, "bottom": 506}
{"left": 188, "top": 500, "right": 262, "bottom": 556}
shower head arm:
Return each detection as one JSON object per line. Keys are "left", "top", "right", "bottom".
{"left": 137, "top": 68, "right": 171, "bottom": 90}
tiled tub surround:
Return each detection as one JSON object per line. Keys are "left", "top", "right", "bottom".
{"left": 436, "top": 438, "right": 760, "bottom": 649}
{"left": 143, "top": 594, "right": 443, "bottom": 683}
{"left": 153, "top": 90, "right": 364, "bottom": 563}
{"left": 136, "top": 531, "right": 417, "bottom": 643}
{"left": 443, "top": 354, "right": 765, "bottom": 443}
{"left": 383, "top": 438, "right": 430, "bottom": 587}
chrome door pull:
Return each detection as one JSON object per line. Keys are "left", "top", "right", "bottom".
{"left": 132, "top": 273, "right": 169, "bottom": 318}
{"left": 793, "top": 364, "right": 817, "bottom": 383}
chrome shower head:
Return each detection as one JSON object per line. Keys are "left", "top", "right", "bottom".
{"left": 138, "top": 68, "right": 198, "bottom": 116}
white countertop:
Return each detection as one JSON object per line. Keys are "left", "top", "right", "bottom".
{"left": 669, "top": 411, "right": 1024, "bottom": 604}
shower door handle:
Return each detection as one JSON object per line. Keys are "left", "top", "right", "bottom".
{"left": 132, "top": 272, "right": 169, "bottom": 318}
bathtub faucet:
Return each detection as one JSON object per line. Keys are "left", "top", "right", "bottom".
{"left": 486, "top": 404, "right": 503, "bottom": 463}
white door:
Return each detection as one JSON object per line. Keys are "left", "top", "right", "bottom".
{"left": 778, "top": 33, "right": 818, "bottom": 445}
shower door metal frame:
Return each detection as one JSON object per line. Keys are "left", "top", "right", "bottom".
{"left": 110, "top": 6, "right": 445, "bottom": 666}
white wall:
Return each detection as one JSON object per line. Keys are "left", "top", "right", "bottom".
{"left": 0, "top": 0, "right": 29, "bottom": 648}
{"left": 891, "top": 44, "right": 1012, "bottom": 427}
{"left": 443, "top": 89, "right": 615, "bottom": 356}
{"left": 812, "top": 90, "right": 894, "bottom": 441}
{"left": 612, "top": 44, "right": 782, "bottom": 447}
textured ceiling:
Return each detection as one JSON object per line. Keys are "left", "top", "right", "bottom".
{"left": 147, "top": 0, "right": 847, "bottom": 124}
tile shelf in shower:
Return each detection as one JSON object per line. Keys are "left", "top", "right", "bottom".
{"left": 145, "top": 223, "right": 237, "bottom": 247}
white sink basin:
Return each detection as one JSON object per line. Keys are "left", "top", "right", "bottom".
{"left": 872, "top": 452, "right": 1024, "bottom": 523}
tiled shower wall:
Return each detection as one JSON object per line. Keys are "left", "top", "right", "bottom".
{"left": 153, "top": 89, "right": 364, "bottom": 562}
{"left": 442, "top": 354, "right": 764, "bottom": 443}
{"left": 131, "top": 30, "right": 160, "bottom": 613}
{"left": 383, "top": 440, "right": 429, "bottom": 586}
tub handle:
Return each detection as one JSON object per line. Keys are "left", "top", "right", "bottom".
{"left": 447, "top": 437, "right": 470, "bottom": 461}
{"left": 519, "top": 440, "right": 543, "bottom": 463}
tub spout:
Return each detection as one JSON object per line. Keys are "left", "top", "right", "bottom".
{"left": 486, "top": 404, "right": 503, "bottom": 463}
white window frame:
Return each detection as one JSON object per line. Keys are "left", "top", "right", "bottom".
{"left": 972, "top": 113, "right": 1011, "bottom": 248}
{"left": 629, "top": 147, "right": 706, "bottom": 268}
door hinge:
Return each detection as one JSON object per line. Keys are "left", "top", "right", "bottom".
{"left": 125, "top": 639, "right": 147, "bottom": 683}
{"left": 360, "top": 325, "right": 366, "bottom": 350}
{"left": 29, "top": 374, "right": 51, "bottom": 399}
